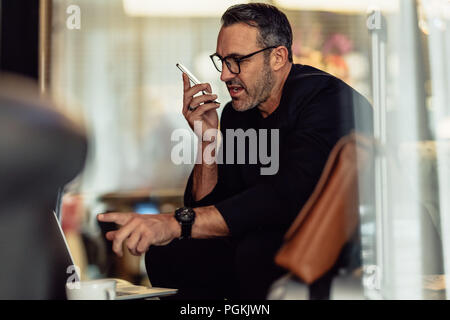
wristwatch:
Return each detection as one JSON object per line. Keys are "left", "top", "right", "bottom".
{"left": 174, "top": 207, "right": 196, "bottom": 239}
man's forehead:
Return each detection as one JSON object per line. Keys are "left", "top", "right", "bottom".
{"left": 216, "top": 23, "right": 259, "bottom": 56}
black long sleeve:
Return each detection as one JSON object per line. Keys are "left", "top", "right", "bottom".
{"left": 184, "top": 64, "right": 372, "bottom": 239}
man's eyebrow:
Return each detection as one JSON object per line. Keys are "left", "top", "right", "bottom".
{"left": 214, "top": 51, "right": 246, "bottom": 59}
{"left": 224, "top": 52, "right": 246, "bottom": 58}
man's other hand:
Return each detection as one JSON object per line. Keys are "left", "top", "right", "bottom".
{"left": 97, "top": 212, "right": 181, "bottom": 257}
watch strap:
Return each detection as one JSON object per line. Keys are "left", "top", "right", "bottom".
{"left": 175, "top": 207, "right": 195, "bottom": 240}
{"left": 180, "top": 221, "right": 193, "bottom": 240}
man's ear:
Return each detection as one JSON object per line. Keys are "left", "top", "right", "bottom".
{"left": 271, "top": 46, "right": 289, "bottom": 71}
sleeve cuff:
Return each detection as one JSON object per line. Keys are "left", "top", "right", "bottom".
{"left": 183, "top": 169, "right": 223, "bottom": 208}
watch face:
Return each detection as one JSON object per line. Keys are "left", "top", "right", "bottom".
{"left": 176, "top": 208, "right": 195, "bottom": 223}
{"left": 179, "top": 211, "right": 192, "bottom": 222}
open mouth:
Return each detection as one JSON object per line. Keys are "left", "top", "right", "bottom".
{"left": 228, "top": 85, "right": 245, "bottom": 98}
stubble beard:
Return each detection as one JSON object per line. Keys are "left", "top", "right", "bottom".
{"left": 232, "top": 64, "right": 275, "bottom": 112}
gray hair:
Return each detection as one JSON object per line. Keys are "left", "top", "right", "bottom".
{"left": 221, "top": 3, "right": 293, "bottom": 62}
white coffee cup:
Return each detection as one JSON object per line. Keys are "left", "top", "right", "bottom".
{"left": 66, "top": 279, "right": 116, "bottom": 300}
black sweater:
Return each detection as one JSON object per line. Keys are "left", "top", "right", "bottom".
{"left": 184, "top": 64, "right": 372, "bottom": 239}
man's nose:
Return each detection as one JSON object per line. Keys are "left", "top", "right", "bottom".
{"left": 220, "top": 64, "right": 236, "bottom": 82}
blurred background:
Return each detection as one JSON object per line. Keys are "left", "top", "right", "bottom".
{"left": 1, "top": 0, "right": 450, "bottom": 299}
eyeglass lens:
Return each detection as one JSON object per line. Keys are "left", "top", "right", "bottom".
{"left": 212, "top": 55, "right": 239, "bottom": 74}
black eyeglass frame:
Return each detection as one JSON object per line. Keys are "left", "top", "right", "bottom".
{"left": 209, "top": 46, "right": 278, "bottom": 75}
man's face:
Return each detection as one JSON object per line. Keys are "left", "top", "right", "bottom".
{"left": 216, "top": 23, "right": 275, "bottom": 112}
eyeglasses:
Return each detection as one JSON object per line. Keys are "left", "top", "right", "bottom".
{"left": 209, "top": 46, "right": 277, "bottom": 75}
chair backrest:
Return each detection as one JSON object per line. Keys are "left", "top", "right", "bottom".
{"left": 275, "top": 132, "right": 374, "bottom": 285}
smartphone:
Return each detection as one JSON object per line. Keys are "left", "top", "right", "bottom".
{"left": 176, "top": 63, "right": 220, "bottom": 104}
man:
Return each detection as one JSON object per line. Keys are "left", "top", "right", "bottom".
{"left": 98, "top": 3, "right": 372, "bottom": 299}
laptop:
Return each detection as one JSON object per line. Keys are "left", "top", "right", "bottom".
{"left": 51, "top": 208, "right": 177, "bottom": 300}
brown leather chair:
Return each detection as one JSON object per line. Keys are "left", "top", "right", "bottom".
{"left": 269, "top": 132, "right": 375, "bottom": 300}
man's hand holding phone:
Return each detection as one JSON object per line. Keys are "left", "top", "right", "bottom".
{"left": 179, "top": 64, "right": 220, "bottom": 139}
{"left": 178, "top": 63, "right": 220, "bottom": 200}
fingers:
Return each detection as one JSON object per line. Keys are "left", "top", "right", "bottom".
{"left": 105, "top": 224, "right": 151, "bottom": 256}
{"left": 182, "top": 72, "right": 191, "bottom": 91}
{"left": 100, "top": 214, "right": 175, "bottom": 258}
{"left": 136, "top": 236, "right": 152, "bottom": 255}
{"left": 182, "top": 73, "right": 191, "bottom": 115}
{"left": 204, "top": 83, "right": 212, "bottom": 95}
{"left": 185, "top": 83, "right": 210, "bottom": 98}
{"left": 189, "top": 93, "right": 218, "bottom": 110}
{"left": 183, "top": 82, "right": 213, "bottom": 115}
{"left": 111, "top": 218, "right": 141, "bottom": 257}
{"left": 97, "top": 212, "right": 134, "bottom": 226}
{"left": 189, "top": 102, "right": 221, "bottom": 118}
{"left": 105, "top": 230, "right": 116, "bottom": 241}
{"left": 126, "top": 229, "right": 142, "bottom": 256}
{"left": 182, "top": 72, "right": 211, "bottom": 96}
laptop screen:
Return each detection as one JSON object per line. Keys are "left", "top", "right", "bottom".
{"left": 45, "top": 208, "right": 81, "bottom": 299}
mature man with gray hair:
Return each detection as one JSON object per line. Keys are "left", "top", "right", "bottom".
{"left": 98, "top": 3, "right": 372, "bottom": 299}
